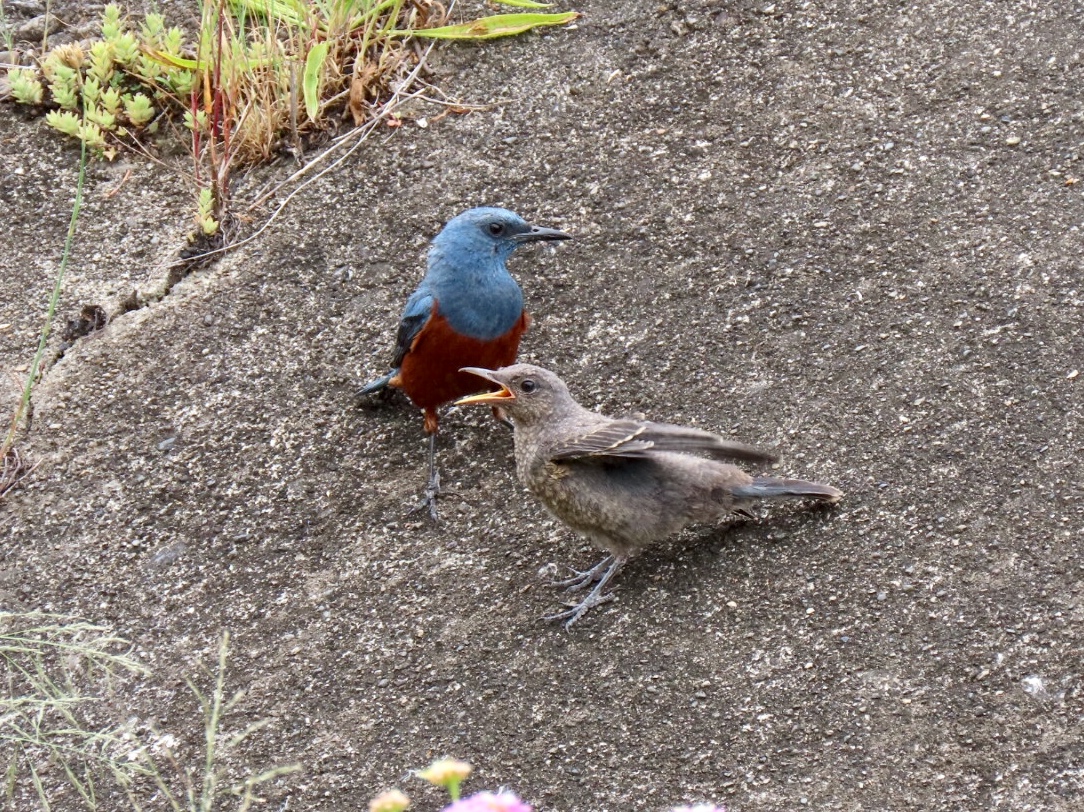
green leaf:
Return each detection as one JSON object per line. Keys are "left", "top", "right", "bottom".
{"left": 45, "top": 109, "right": 81, "bottom": 137}
{"left": 124, "top": 93, "right": 155, "bottom": 126}
{"left": 303, "top": 41, "right": 330, "bottom": 122}
{"left": 144, "top": 47, "right": 271, "bottom": 74}
{"left": 10, "top": 69, "right": 44, "bottom": 105}
{"left": 230, "top": 0, "right": 308, "bottom": 28}
{"left": 493, "top": 0, "right": 553, "bottom": 7}
{"left": 403, "top": 11, "right": 579, "bottom": 40}
{"left": 144, "top": 48, "right": 200, "bottom": 71}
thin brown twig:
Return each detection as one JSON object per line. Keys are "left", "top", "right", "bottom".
{"left": 134, "top": 51, "right": 435, "bottom": 281}
{"left": 87, "top": 4, "right": 454, "bottom": 286}
{"left": 0, "top": 446, "right": 40, "bottom": 499}
{"left": 240, "top": 0, "right": 460, "bottom": 208}
{"left": 415, "top": 93, "right": 497, "bottom": 111}
{"left": 100, "top": 167, "right": 134, "bottom": 199}
{"left": 244, "top": 40, "right": 437, "bottom": 213}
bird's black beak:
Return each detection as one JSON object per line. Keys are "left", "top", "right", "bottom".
{"left": 513, "top": 224, "right": 571, "bottom": 244}
{"left": 456, "top": 367, "right": 514, "bottom": 405}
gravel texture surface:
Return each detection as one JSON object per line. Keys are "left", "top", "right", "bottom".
{"left": 2, "top": 0, "right": 1083, "bottom": 810}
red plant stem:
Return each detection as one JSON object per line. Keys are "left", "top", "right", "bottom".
{"left": 190, "top": 83, "right": 202, "bottom": 185}
{"left": 212, "top": 0, "right": 224, "bottom": 140}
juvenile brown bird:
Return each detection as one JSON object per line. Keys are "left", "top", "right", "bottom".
{"left": 457, "top": 364, "right": 843, "bottom": 628}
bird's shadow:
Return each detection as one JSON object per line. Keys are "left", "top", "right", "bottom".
{"left": 355, "top": 385, "right": 412, "bottom": 416}
{"left": 354, "top": 391, "right": 505, "bottom": 446}
{"left": 351, "top": 392, "right": 516, "bottom": 518}
{"left": 601, "top": 500, "right": 845, "bottom": 598}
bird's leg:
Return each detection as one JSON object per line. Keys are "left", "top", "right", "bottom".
{"left": 546, "top": 554, "right": 616, "bottom": 592}
{"left": 421, "top": 431, "right": 440, "bottom": 520}
{"left": 544, "top": 555, "right": 628, "bottom": 629}
{"left": 409, "top": 417, "right": 441, "bottom": 520}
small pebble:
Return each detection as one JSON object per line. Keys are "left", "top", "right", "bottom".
{"left": 15, "top": 14, "right": 60, "bottom": 42}
{"left": 10, "top": 0, "right": 46, "bottom": 13}
{"left": 1005, "top": 135, "right": 1021, "bottom": 146}
{"left": 149, "top": 542, "right": 186, "bottom": 567}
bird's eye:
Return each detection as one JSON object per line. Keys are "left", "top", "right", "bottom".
{"left": 520, "top": 379, "right": 537, "bottom": 394}
{"left": 487, "top": 222, "right": 505, "bottom": 236}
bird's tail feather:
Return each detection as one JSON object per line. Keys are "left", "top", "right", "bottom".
{"left": 358, "top": 371, "right": 395, "bottom": 397}
{"left": 732, "top": 476, "right": 843, "bottom": 503}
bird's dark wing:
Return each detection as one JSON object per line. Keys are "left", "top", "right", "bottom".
{"left": 550, "top": 420, "right": 776, "bottom": 464}
{"left": 549, "top": 421, "right": 655, "bottom": 461}
{"left": 390, "top": 289, "right": 435, "bottom": 367}
{"left": 639, "top": 421, "right": 777, "bottom": 463}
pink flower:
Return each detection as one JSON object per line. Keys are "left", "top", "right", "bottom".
{"left": 443, "top": 790, "right": 532, "bottom": 812}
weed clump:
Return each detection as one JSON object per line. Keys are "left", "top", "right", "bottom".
{"left": 3, "top": 1, "right": 579, "bottom": 241}
{"left": 1, "top": 619, "right": 298, "bottom": 810}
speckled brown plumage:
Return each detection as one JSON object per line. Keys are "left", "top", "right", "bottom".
{"left": 458, "top": 364, "right": 843, "bottom": 627}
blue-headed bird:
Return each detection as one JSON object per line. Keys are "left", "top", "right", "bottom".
{"left": 360, "top": 208, "right": 570, "bottom": 517}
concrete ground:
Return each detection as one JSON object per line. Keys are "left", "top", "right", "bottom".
{"left": 2, "top": 0, "right": 1083, "bottom": 809}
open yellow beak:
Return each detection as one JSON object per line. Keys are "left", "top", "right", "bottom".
{"left": 455, "top": 367, "right": 514, "bottom": 406}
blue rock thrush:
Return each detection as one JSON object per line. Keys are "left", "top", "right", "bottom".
{"left": 457, "top": 364, "right": 843, "bottom": 628}
{"left": 359, "top": 209, "right": 570, "bottom": 518}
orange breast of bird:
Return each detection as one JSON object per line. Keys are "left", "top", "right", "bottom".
{"left": 397, "top": 309, "right": 530, "bottom": 411}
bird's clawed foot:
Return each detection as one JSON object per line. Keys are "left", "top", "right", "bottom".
{"left": 544, "top": 555, "right": 616, "bottom": 592}
{"left": 543, "top": 590, "right": 616, "bottom": 629}
{"left": 542, "top": 554, "right": 627, "bottom": 629}
{"left": 408, "top": 468, "right": 440, "bottom": 521}
{"left": 407, "top": 431, "right": 441, "bottom": 521}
